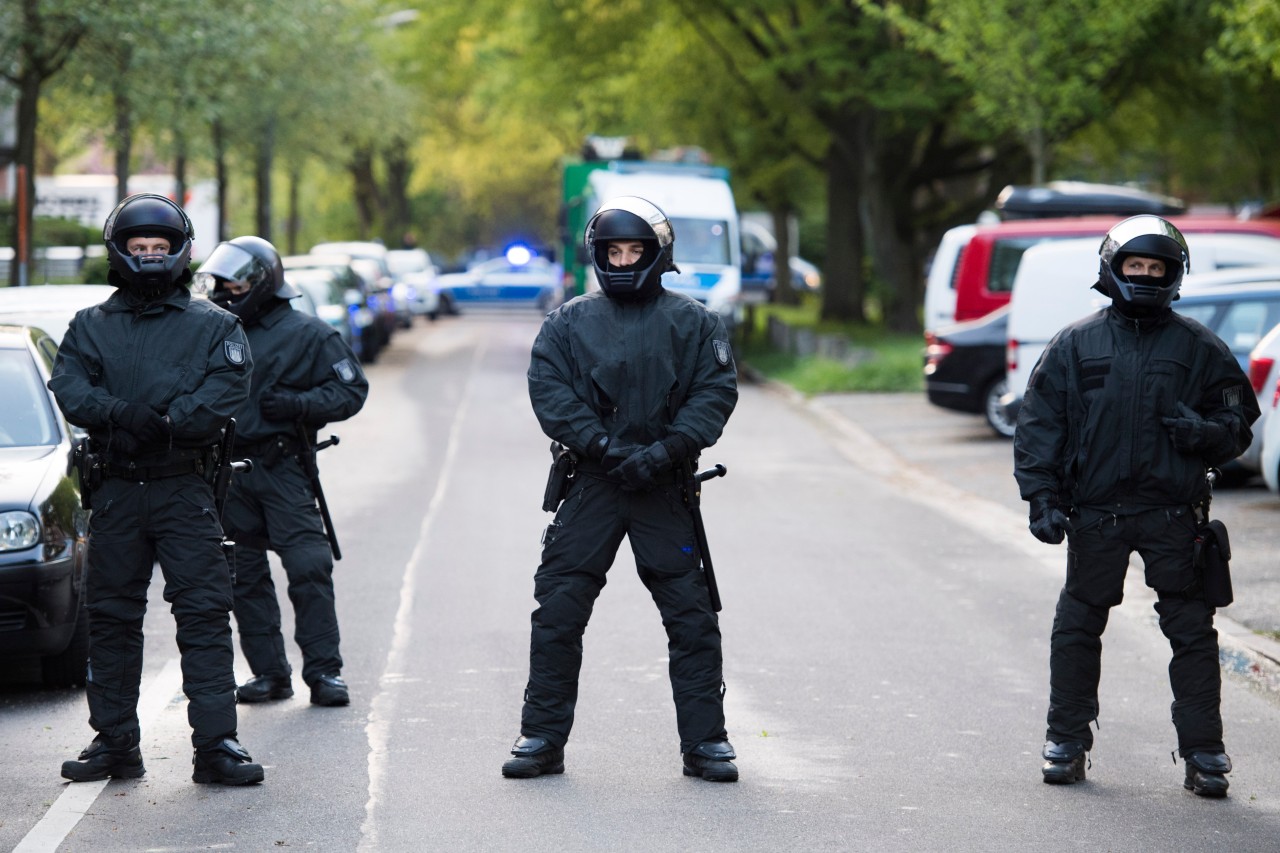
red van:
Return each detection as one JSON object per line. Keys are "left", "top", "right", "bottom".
{"left": 930, "top": 216, "right": 1280, "bottom": 327}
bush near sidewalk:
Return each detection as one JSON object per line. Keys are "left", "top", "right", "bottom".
{"left": 736, "top": 296, "right": 923, "bottom": 395}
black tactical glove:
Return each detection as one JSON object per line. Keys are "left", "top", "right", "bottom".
{"left": 113, "top": 402, "right": 170, "bottom": 445}
{"left": 1028, "top": 491, "right": 1071, "bottom": 545}
{"left": 1161, "top": 402, "right": 1227, "bottom": 454}
{"left": 110, "top": 428, "right": 142, "bottom": 457}
{"left": 660, "top": 433, "right": 698, "bottom": 464}
{"left": 601, "top": 441, "right": 642, "bottom": 471}
{"left": 260, "top": 390, "right": 308, "bottom": 421}
{"left": 613, "top": 441, "right": 673, "bottom": 490}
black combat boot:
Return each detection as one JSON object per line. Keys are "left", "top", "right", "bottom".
{"left": 683, "top": 740, "right": 738, "bottom": 782}
{"left": 1184, "top": 751, "right": 1231, "bottom": 798}
{"left": 1041, "top": 740, "right": 1087, "bottom": 784}
{"left": 501, "top": 735, "right": 565, "bottom": 778}
{"left": 61, "top": 731, "right": 146, "bottom": 782}
{"left": 192, "top": 738, "right": 265, "bottom": 785}
{"left": 309, "top": 674, "right": 350, "bottom": 706}
{"left": 236, "top": 674, "right": 294, "bottom": 703}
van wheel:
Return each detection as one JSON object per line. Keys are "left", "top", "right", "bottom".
{"left": 42, "top": 606, "right": 89, "bottom": 689}
{"left": 984, "top": 377, "right": 1017, "bottom": 439}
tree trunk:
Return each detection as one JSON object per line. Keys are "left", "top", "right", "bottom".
{"left": 213, "top": 120, "right": 229, "bottom": 244}
{"left": 862, "top": 126, "right": 925, "bottom": 334}
{"left": 771, "top": 206, "right": 796, "bottom": 305}
{"left": 113, "top": 86, "right": 132, "bottom": 204}
{"left": 173, "top": 133, "right": 188, "bottom": 214}
{"left": 821, "top": 130, "right": 866, "bottom": 324}
{"left": 350, "top": 147, "right": 381, "bottom": 240}
{"left": 385, "top": 142, "right": 412, "bottom": 247}
{"left": 255, "top": 115, "right": 276, "bottom": 241}
{"left": 286, "top": 165, "right": 302, "bottom": 256}
{"left": 9, "top": 73, "right": 42, "bottom": 286}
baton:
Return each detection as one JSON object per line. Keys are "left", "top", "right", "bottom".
{"left": 296, "top": 426, "right": 343, "bottom": 560}
{"left": 685, "top": 463, "right": 727, "bottom": 612}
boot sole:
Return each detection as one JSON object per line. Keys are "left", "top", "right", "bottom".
{"left": 61, "top": 763, "right": 146, "bottom": 783}
{"left": 683, "top": 766, "right": 739, "bottom": 782}
{"left": 1184, "top": 780, "right": 1229, "bottom": 798}
{"left": 192, "top": 768, "right": 265, "bottom": 785}
{"left": 502, "top": 762, "right": 565, "bottom": 779}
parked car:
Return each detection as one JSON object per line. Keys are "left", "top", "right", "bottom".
{"left": 436, "top": 253, "right": 563, "bottom": 311}
{"left": 1259, "top": 372, "right": 1280, "bottom": 494}
{"left": 1239, "top": 319, "right": 1280, "bottom": 475}
{"left": 0, "top": 323, "right": 90, "bottom": 687}
{"left": 0, "top": 284, "right": 115, "bottom": 345}
{"left": 282, "top": 254, "right": 384, "bottom": 363}
{"left": 310, "top": 241, "right": 413, "bottom": 329}
{"left": 924, "top": 215, "right": 1280, "bottom": 334}
{"left": 923, "top": 305, "right": 1015, "bottom": 438}
{"left": 284, "top": 267, "right": 362, "bottom": 354}
{"left": 1002, "top": 240, "right": 1280, "bottom": 420}
{"left": 386, "top": 248, "right": 444, "bottom": 320}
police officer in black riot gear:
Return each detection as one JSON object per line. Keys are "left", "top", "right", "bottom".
{"left": 1014, "top": 215, "right": 1260, "bottom": 796}
{"left": 49, "top": 194, "right": 264, "bottom": 785}
{"left": 196, "top": 236, "right": 368, "bottom": 708}
{"left": 503, "top": 197, "right": 740, "bottom": 782}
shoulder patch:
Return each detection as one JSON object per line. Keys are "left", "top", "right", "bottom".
{"left": 224, "top": 340, "right": 247, "bottom": 367}
{"left": 712, "top": 339, "right": 733, "bottom": 367}
{"left": 333, "top": 358, "right": 358, "bottom": 383}
{"left": 1224, "top": 385, "right": 1242, "bottom": 409}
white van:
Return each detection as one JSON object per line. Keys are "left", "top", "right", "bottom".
{"left": 583, "top": 168, "right": 742, "bottom": 325}
{"left": 923, "top": 224, "right": 977, "bottom": 334}
{"left": 1003, "top": 233, "right": 1280, "bottom": 415}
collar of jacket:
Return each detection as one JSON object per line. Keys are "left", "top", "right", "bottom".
{"left": 247, "top": 297, "right": 292, "bottom": 329}
{"left": 102, "top": 285, "right": 192, "bottom": 315}
{"left": 1105, "top": 303, "right": 1172, "bottom": 331}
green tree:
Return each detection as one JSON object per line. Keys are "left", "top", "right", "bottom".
{"left": 1, "top": 0, "right": 88, "bottom": 284}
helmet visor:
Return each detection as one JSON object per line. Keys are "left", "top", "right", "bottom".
{"left": 197, "top": 243, "right": 268, "bottom": 285}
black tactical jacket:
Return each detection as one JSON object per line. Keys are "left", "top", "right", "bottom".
{"left": 236, "top": 299, "right": 368, "bottom": 444}
{"left": 49, "top": 287, "right": 252, "bottom": 450}
{"left": 528, "top": 290, "right": 737, "bottom": 457}
{"left": 1014, "top": 305, "right": 1259, "bottom": 510}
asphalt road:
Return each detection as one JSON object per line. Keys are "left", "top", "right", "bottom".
{"left": 2, "top": 311, "right": 1278, "bottom": 852}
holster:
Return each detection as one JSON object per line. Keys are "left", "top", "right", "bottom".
{"left": 542, "top": 442, "right": 577, "bottom": 512}
{"left": 1194, "top": 519, "right": 1233, "bottom": 608}
{"left": 69, "top": 436, "right": 104, "bottom": 510}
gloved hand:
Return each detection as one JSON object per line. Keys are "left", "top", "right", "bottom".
{"left": 110, "top": 429, "right": 142, "bottom": 457}
{"left": 260, "top": 390, "right": 308, "bottom": 421}
{"left": 584, "top": 434, "right": 611, "bottom": 463}
{"left": 1161, "top": 402, "right": 1226, "bottom": 454}
{"left": 601, "top": 441, "right": 642, "bottom": 472}
{"left": 113, "top": 402, "right": 170, "bottom": 445}
{"left": 613, "top": 441, "right": 673, "bottom": 490}
{"left": 1028, "top": 491, "right": 1071, "bottom": 545}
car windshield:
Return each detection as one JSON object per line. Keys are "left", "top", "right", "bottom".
{"left": 0, "top": 348, "right": 59, "bottom": 447}
{"left": 670, "top": 218, "right": 732, "bottom": 266}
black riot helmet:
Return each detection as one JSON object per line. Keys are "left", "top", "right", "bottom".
{"left": 102, "top": 193, "right": 195, "bottom": 298}
{"left": 1096, "top": 214, "right": 1190, "bottom": 312}
{"left": 585, "top": 196, "right": 679, "bottom": 300}
{"left": 195, "top": 235, "right": 298, "bottom": 323}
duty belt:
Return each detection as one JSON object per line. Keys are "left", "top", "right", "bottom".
{"left": 237, "top": 435, "right": 297, "bottom": 459}
{"left": 106, "top": 458, "right": 203, "bottom": 482}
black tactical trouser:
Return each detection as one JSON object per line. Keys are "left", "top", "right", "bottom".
{"left": 84, "top": 474, "right": 238, "bottom": 750}
{"left": 1047, "top": 505, "right": 1223, "bottom": 756}
{"left": 224, "top": 455, "right": 341, "bottom": 686}
{"left": 520, "top": 476, "right": 727, "bottom": 754}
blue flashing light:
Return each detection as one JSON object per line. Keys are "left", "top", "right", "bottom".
{"left": 505, "top": 243, "right": 533, "bottom": 266}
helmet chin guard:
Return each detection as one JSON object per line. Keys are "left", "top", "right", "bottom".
{"left": 102, "top": 193, "right": 195, "bottom": 299}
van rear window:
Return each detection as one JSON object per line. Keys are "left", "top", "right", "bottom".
{"left": 989, "top": 237, "right": 1047, "bottom": 294}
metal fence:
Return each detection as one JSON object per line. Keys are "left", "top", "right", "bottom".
{"left": 0, "top": 246, "right": 105, "bottom": 286}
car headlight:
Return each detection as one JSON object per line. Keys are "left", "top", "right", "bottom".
{"left": 0, "top": 511, "right": 40, "bottom": 551}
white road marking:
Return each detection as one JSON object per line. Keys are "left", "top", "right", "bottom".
{"left": 14, "top": 655, "right": 184, "bottom": 853}
{"left": 358, "top": 338, "right": 484, "bottom": 852}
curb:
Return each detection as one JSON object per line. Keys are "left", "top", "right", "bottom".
{"left": 740, "top": 365, "right": 1280, "bottom": 695}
